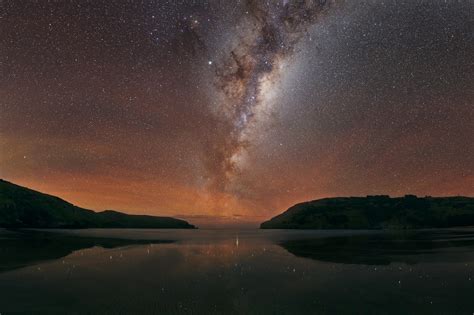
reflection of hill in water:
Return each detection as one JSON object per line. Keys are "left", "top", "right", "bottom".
{"left": 0, "top": 230, "right": 173, "bottom": 273}
{"left": 279, "top": 230, "right": 474, "bottom": 265}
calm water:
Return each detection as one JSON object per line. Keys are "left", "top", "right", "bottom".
{"left": 0, "top": 228, "right": 474, "bottom": 314}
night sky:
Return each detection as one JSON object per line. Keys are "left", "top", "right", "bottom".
{"left": 1, "top": 0, "right": 473, "bottom": 227}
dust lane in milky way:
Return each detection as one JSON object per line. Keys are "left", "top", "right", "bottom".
{"left": 1, "top": 1, "right": 472, "bottom": 227}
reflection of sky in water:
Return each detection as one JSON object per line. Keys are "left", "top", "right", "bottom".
{"left": 0, "top": 229, "right": 473, "bottom": 314}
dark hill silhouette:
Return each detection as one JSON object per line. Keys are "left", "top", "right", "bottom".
{"left": 0, "top": 179, "right": 195, "bottom": 229}
{"left": 261, "top": 195, "right": 474, "bottom": 229}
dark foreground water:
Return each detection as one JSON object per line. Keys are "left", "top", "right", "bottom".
{"left": 0, "top": 228, "right": 473, "bottom": 314}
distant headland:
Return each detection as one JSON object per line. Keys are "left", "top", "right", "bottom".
{"left": 261, "top": 195, "right": 474, "bottom": 229}
{"left": 0, "top": 179, "right": 195, "bottom": 229}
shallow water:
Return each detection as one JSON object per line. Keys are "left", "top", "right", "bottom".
{"left": 0, "top": 228, "right": 473, "bottom": 314}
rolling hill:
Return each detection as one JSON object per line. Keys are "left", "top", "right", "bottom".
{"left": 261, "top": 195, "right": 474, "bottom": 229}
{"left": 0, "top": 179, "right": 195, "bottom": 229}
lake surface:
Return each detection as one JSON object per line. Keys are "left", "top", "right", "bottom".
{"left": 0, "top": 228, "right": 473, "bottom": 314}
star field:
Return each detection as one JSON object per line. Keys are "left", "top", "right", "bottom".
{"left": 1, "top": 0, "right": 472, "bottom": 227}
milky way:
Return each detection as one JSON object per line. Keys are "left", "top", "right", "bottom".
{"left": 1, "top": 0, "right": 472, "bottom": 227}
{"left": 211, "top": 0, "right": 333, "bottom": 192}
